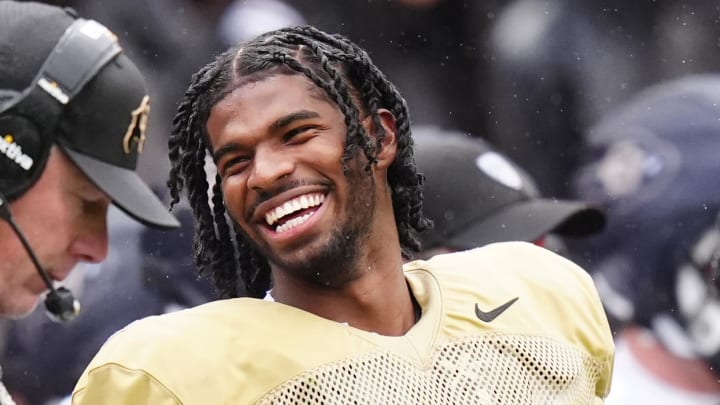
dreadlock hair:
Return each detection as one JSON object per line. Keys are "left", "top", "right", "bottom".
{"left": 167, "top": 25, "right": 432, "bottom": 299}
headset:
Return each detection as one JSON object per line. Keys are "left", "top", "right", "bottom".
{"left": 0, "top": 14, "right": 122, "bottom": 322}
{"left": 0, "top": 192, "right": 78, "bottom": 322}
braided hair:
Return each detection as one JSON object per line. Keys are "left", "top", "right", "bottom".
{"left": 167, "top": 25, "right": 431, "bottom": 299}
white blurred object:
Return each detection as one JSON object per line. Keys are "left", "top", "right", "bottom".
{"left": 218, "top": 0, "right": 306, "bottom": 45}
{"left": 607, "top": 327, "right": 720, "bottom": 405}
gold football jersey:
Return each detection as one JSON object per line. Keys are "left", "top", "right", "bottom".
{"left": 72, "top": 242, "right": 614, "bottom": 404}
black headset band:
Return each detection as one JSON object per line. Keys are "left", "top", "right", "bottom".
{"left": 1, "top": 17, "right": 122, "bottom": 116}
{"left": 35, "top": 18, "right": 122, "bottom": 105}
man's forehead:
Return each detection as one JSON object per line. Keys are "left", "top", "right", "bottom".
{"left": 212, "top": 76, "right": 340, "bottom": 126}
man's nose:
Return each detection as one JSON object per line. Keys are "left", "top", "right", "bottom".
{"left": 246, "top": 147, "right": 295, "bottom": 192}
{"left": 68, "top": 204, "right": 109, "bottom": 263}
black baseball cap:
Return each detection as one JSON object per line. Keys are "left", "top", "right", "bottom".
{"left": 413, "top": 126, "right": 605, "bottom": 250}
{"left": 0, "top": 1, "right": 178, "bottom": 228}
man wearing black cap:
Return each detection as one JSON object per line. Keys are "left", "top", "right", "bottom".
{"left": 0, "top": 2, "right": 179, "bottom": 402}
{"left": 413, "top": 126, "right": 605, "bottom": 259}
{"left": 0, "top": 0, "right": 178, "bottom": 322}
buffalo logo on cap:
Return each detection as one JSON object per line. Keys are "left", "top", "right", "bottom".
{"left": 123, "top": 95, "right": 150, "bottom": 155}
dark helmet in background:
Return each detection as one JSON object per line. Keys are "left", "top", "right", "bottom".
{"left": 571, "top": 74, "right": 720, "bottom": 372}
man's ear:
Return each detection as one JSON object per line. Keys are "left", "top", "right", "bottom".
{"left": 366, "top": 108, "right": 398, "bottom": 170}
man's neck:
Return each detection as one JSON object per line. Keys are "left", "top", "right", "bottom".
{"left": 270, "top": 259, "right": 417, "bottom": 336}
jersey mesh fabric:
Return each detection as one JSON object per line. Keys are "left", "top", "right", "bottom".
{"left": 257, "top": 334, "right": 603, "bottom": 404}
{"left": 72, "top": 242, "right": 614, "bottom": 404}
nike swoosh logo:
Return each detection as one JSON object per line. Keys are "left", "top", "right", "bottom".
{"left": 475, "top": 297, "right": 519, "bottom": 322}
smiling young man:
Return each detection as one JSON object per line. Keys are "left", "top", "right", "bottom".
{"left": 73, "top": 26, "right": 614, "bottom": 404}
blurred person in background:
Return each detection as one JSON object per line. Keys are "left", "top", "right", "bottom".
{"left": 487, "top": 0, "right": 720, "bottom": 198}
{"left": 412, "top": 125, "right": 605, "bottom": 259}
{"left": 571, "top": 74, "right": 720, "bottom": 403}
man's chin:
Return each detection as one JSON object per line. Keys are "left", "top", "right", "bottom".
{"left": 278, "top": 244, "right": 362, "bottom": 287}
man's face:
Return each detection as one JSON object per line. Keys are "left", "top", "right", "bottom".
{"left": 0, "top": 148, "right": 110, "bottom": 318}
{"left": 207, "top": 74, "right": 377, "bottom": 286}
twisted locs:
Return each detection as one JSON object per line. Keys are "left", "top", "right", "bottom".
{"left": 167, "top": 26, "right": 431, "bottom": 298}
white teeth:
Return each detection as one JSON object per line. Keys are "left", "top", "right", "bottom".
{"left": 276, "top": 213, "right": 312, "bottom": 233}
{"left": 265, "top": 193, "right": 325, "bottom": 227}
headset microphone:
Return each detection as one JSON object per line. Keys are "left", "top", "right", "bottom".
{"left": 0, "top": 192, "right": 80, "bottom": 322}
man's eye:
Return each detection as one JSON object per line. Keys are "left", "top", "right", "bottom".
{"left": 221, "top": 157, "right": 249, "bottom": 176}
{"left": 284, "top": 126, "right": 315, "bottom": 142}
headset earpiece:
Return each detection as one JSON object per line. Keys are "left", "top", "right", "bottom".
{"left": 0, "top": 112, "right": 50, "bottom": 199}
{"left": 0, "top": 88, "right": 52, "bottom": 199}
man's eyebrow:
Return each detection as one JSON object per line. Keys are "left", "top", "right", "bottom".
{"left": 213, "top": 110, "right": 321, "bottom": 163}
{"left": 271, "top": 110, "right": 320, "bottom": 131}
{"left": 213, "top": 143, "right": 241, "bottom": 163}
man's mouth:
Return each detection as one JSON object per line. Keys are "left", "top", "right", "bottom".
{"left": 265, "top": 193, "right": 325, "bottom": 233}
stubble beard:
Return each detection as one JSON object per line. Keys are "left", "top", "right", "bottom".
{"left": 254, "top": 165, "right": 377, "bottom": 288}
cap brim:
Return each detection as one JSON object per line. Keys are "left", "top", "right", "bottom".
{"left": 64, "top": 148, "right": 180, "bottom": 229}
{"left": 445, "top": 199, "right": 605, "bottom": 249}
